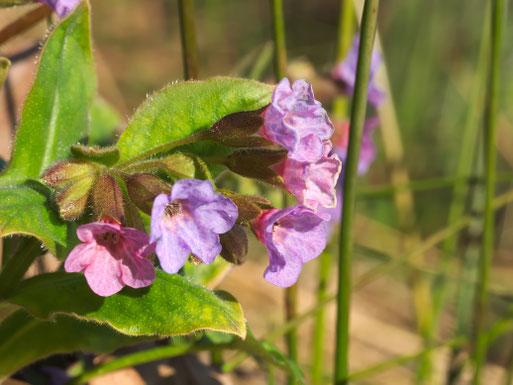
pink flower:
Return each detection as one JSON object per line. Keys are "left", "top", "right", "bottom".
{"left": 36, "top": 0, "right": 80, "bottom": 17}
{"left": 261, "top": 78, "right": 335, "bottom": 163}
{"left": 150, "top": 179, "right": 238, "bottom": 274}
{"left": 64, "top": 222, "right": 156, "bottom": 297}
{"left": 276, "top": 142, "right": 342, "bottom": 212}
{"left": 332, "top": 36, "right": 385, "bottom": 107}
{"left": 253, "top": 206, "right": 327, "bottom": 287}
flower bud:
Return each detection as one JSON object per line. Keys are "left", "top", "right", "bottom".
{"left": 220, "top": 224, "right": 248, "bottom": 265}
{"left": 225, "top": 149, "right": 287, "bottom": 186}
{"left": 207, "top": 108, "right": 273, "bottom": 148}
{"left": 56, "top": 175, "right": 95, "bottom": 220}
{"left": 125, "top": 173, "right": 171, "bottom": 215}
{"left": 92, "top": 174, "right": 125, "bottom": 223}
{"left": 41, "top": 161, "right": 97, "bottom": 187}
{"left": 70, "top": 144, "right": 121, "bottom": 167}
{"left": 219, "top": 190, "right": 273, "bottom": 223}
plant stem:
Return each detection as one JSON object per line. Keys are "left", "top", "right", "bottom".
{"left": 334, "top": 1, "right": 379, "bottom": 384}
{"left": 115, "top": 130, "right": 208, "bottom": 170}
{"left": 270, "top": 0, "right": 287, "bottom": 80}
{"left": 312, "top": 250, "right": 331, "bottom": 384}
{"left": 177, "top": 0, "right": 199, "bottom": 80}
{"left": 0, "top": 4, "right": 52, "bottom": 45}
{"left": 67, "top": 342, "right": 229, "bottom": 385}
{"left": 473, "top": 0, "right": 503, "bottom": 382}
{"left": 0, "top": 238, "right": 41, "bottom": 298}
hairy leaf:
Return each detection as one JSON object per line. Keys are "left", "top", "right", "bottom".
{"left": 6, "top": 1, "right": 96, "bottom": 180}
{"left": 0, "top": 309, "right": 144, "bottom": 379}
{"left": 8, "top": 271, "right": 246, "bottom": 338}
{"left": 116, "top": 77, "right": 273, "bottom": 162}
{"left": 0, "top": 180, "right": 66, "bottom": 253}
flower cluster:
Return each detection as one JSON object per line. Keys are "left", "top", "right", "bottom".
{"left": 61, "top": 77, "right": 342, "bottom": 295}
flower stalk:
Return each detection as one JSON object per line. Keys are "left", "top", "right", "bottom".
{"left": 334, "top": 0, "right": 380, "bottom": 383}
{"left": 473, "top": 0, "right": 503, "bottom": 382}
{"left": 177, "top": 0, "right": 199, "bottom": 79}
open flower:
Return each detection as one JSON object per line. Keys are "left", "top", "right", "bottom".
{"left": 64, "top": 222, "right": 156, "bottom": 297}
{"left": 277, "top": 142, "right": 342, "bottom": 212}
{"left": 332, "top": 36, "right": 385, "bottom": 107}
{"left": 36, "top": 0, "right": 80, "bottom": 17}
{"left": 253, "top": 205, "right": 327, "bottom": 287}
{"left": 333, "top": 117, "right": 379, "bottom": 176}
{"left": 150, "top": 179, "right": 238, "bottom": 274}
{"left": 261, "top": 78, "right": 335, "bottom": 163}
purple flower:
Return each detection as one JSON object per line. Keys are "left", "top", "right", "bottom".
{"left": 36, "top": 0, "right": 80, "bottom": 17}
{"left": 277, "top": 141, "right": 342, "bottom": 212}
{"left": 333, "top": 117, "right": 379, "bottom": 176}
{"left": 261, "top": 78, "right": 335, "bottom": 163}
{"left": 253, "top": 206, "right": 327, "bottom": 287}
{"left": 150, "top": 179, "right": 238, "bottom": 274}
{"left": 64, "top": 221, "right": 156, "bottom": 297}
{"left": 332, "top": 36, "right": 385, "bottom": 107}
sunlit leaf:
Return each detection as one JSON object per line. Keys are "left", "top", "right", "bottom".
{"left": 116, "top": 77, "right": 273, "bottom": 162}
{"left": 6, "top": 1, "right": 96, "bottom": 180}
{"left": 8, "top": 270, "right": 246, "bottom": 338}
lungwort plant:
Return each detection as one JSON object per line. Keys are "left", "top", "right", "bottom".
{"left": 0, "top": 0, "right": 343, "bottom": 382}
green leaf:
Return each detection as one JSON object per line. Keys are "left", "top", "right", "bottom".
{"left": 6, "top": 1, "right": 96, "bottom": 180}
{"left": 0, "top": 57, "right": 10, "bottom": 89}
{"left": 89, "top": 97, "right": 122, "bottom": 145}
{"left": 182, "top": 258, "right": 232, "bottom": 288}
{"left": 8, "top": 270, "right": 246, "bottom": 338}
{"left": 0, "top": 309, "right": 145, "bottom": 379}
{"left": 0, "top": 180, "right": 66, "bottom": 253}
{"left": 116, "top": 77, "right": 273, "bottom": 162}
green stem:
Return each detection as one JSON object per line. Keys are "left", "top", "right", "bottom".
{"left": 312, "top": 250, "right": 331, "bottom": 384}
{"left": 0, "top": 238, "right": 42, "bottom": 298}
{"left": 115, "top": 131, "right": 208, "bottom": 171}
{"left": 270, "top": 0, "right": 287, "bottom": 79}
{"left": 67, "top": 342, "right": 230, "bottom": 385}
{"left": 177, "top": 0, "right": 199, "bottom": 80}
{"left": 473, "top": 0, "right": 503, "bottom": 383}
{"left": 285, "top": 284, "right": 298, "bottom": 385}
{"left": 334, "top": 1, "right": 379, "bottom": 384}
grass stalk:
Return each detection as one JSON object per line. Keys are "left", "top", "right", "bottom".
{"left": 334, "top": 1, "right": 380, "bottom": 383}
{"left": 269, "top": 1, "right": 295, "bottom": 382}
{"left": 473, "top": 0, "right": 503, "bottom": 382}
{"left": 177, "top": 0, "right": 199, "bottom": 80}
{"left": 270, "top": 0, "right": 287, "bottom": 80}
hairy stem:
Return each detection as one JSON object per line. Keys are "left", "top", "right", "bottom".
{"left": 177, "top": 0, "right": 199, "bottom": 79}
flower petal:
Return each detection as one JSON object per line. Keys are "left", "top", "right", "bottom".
{"left": 263, "top": 247, "right": 303, "bottom": 288}
{"left": 64, "top": 243, "right": 96, "bottom": 273}
{"left": 150, "top": 193, "right": 171, "bottom": 243}
{"left": 76, "top": 222, "right": 121, "bottom": 243}
{"left": 83, "top": 246, "right": 123, "bottom": 297}
{"left": 156, "top": 230, "right": 190, "bottom": 274}
{"left": 193, "top": 196, "right": 238, "bottom": 234}
{"left": 170, "top": 179, "right": 216, "bottom": 205}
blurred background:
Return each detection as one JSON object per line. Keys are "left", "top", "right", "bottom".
{"left": 2, "top": 0, "right": 513, "bottom": 384}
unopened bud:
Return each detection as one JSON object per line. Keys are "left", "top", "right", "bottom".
{"left": 219, "top": 190, "right": 273, "bottom": 223}
{"left": 225, "top": 149, "right": 287, "bottom": 186}
{"left": 206, "top": 108, "right": 273, "bottom": 148}
{"left": 125, "top": 173, "right": 171, "bottom": 214}
{"left": 56, "top": 175, "right": 95, "bottom": 220}
{"left": 92, "top": 174, "right": 125, "bottom": 223}
{"left": 41, "top": 161, "right": 97, "bottom": 187}
{"left": 220, "top": 225, "right": 248, "bottom": 265}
